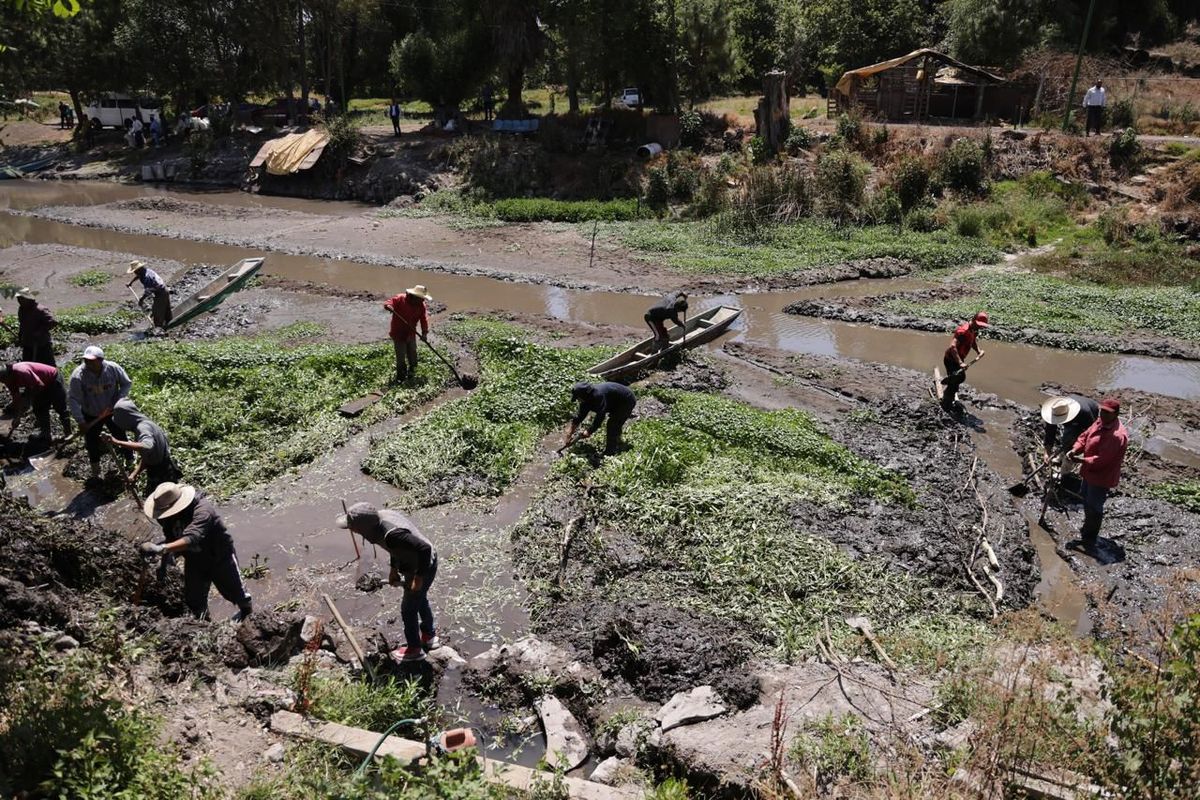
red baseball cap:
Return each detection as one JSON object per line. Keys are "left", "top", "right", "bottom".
{"left": 973, "top": 311, "right": 990, "bottom": 328}
{"left": 1100, "top": 397, "right": 1121, "bottom": 413}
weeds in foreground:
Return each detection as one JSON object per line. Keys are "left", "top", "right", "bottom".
{"left": 68, "top": 269, "right": 113, "bottom": 288}
{"left": 1146, "top": 480, "right": 1200, "bottom": 512}
{"left": 303, "top": 671, "right": 434, "bottom": 734}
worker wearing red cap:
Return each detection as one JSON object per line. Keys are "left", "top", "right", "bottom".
{"left": 941, "top": 311, "right": 989, "bottom": 414}
{"left": 1067, "top": 397, "right": 1129, "bottom": 552}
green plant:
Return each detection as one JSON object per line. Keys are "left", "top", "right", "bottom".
{"left": 306, "top": 672, "right": 433, "bottom": 733}
{"left": 790, "top": 714, "right": 872, "bottom": 785}
{"left": 784, "top": 125, "right": 813, "bottom": 154}
{"left": 835, "top": 111, "right": 864, "bottom": 148}
{"left": 489, "top": 198, "right": 640, "bottom": 222}
{"left": 815, "top": 149, "right": 869, "bottom": 222}
{"left": 952, "top": 206, "right": 985, "bottom": 238}
{"left": 645, "top": 165, "right": 671, "bottom": 215}
{"left": 321, "top": 112, "right": 362, "bottom": 163}
{"left": 748, "top": 134, "right": 771, "bottom": 165}
{"left": 1146, "top": 481, "right": 1200, "bottom": 512}
{"left": 647, "top": 778, "right": 691, "bottom": 799}
{"left": 55, "top": 305, "right": 142, "bottom": 337}
{"left": 679, "top": 109, "right": 705, "bottom": 151}
{"left": 69, "top": 269, "right": 112, "bottom": 288}
{"left": 867, "top": 187, "right": 903, "bottom": 225}
{"left": 891, "top": 155, "right": 931, "bottom": 212}
{"left": 1109, "top": 127, "right": 1142, "bottom": 171}
{"left": 1110, "top": 97, "right": 1136, "bottom": 129}
{"left": 938, "top": 138, "right": 988, "bottom": 196}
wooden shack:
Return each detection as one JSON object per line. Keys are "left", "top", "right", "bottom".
{"left": 830, "top": 49, "right": 1033, "bottom": 123}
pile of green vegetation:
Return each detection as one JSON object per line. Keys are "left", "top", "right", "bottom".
{"left": 109, "top": 325, "right": 449, "bottom": 497}
{"left": 516, "top": 387, "right": 989, "bottom": 664}
{"left": 885, "top": 273, "right": 1200, "bottom": 341}
{"left": 0, "top": 303, "right": 143, "bottom": 350}
{"left": 384, "top": 191, "right": 641, "bottom": 223}
{"left": 364, "top": 322, "right": 611, "bottom": 504}
{"left": 68, "top": 269, "right": 114, "bottom": 288}
{"left": 1147, "top": 480, "right": 1200, "bottom": 513}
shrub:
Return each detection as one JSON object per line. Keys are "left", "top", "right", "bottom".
{"left": 835, "top": 111, "right": 864, "bottom": 148}
{"left": 321, "top": 112, "right": 362, "bottom": 163}
{"left": 679, "top": 109, "right": 705, "bottom": 151}
{"left": 727, "top": 165, "right": 812, "bottom": 228}
{"left": 867, "top": 187, "right": 903, "bottom": 225}
{"left": 938, "top": 138, "right": 988, "bottom": 196}
{"left": 645, "top": 165, "right": 671, "bottom": 215}
{"left": 748, "top": 135, "right": 771, "bottom": 165}
{"left": 490, "top": 197, "right": 640, "bottom": 222}
{"left": 1096, "top": 207, "right": 1136, "bottom": 247}
{"left": 891, "top": 155, "right": 932, "bottom": 211}
{"left": 1110, "top": 97, "right": 1136, "bottom": 129}
{"left": 815, "top": 149, "right": 869, "bottom": 222}
{"left": 667, "top": 152, "right": 700, "bottom": 201}
{"left": 952, "top": 205, "right": 986, "bottom": 238}
{"left": 784, "top": 125, "right": 813, "bottom": 154}
{"left": 1109, "top": 127, "right": 1141, "bottom": 171}
{"left": 904, "top": 206, "right": 939, "bottom": 232}
{"left": 687, "top": 169, "right": 730, "bottom": 219}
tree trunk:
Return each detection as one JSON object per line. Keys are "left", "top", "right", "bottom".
{"left": 299, "top": 0, "right": 310, "bottom": 113}
{"left": 504, "top": 66, "right": 524, "bottom": 118}
{"left": 754, "top": 70, "right": 789, "bottom": 154}
{"left": 567, "top": 67, "right": 580, "bottom": 115}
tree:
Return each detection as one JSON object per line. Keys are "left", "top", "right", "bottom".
{"left": 1, "top": 0, "right": 84, "bottom": 51}
{"left": 793, "top": 0, "right": 930, "bottom": 80}
{"left": 944, "top": 0, "right": 1053, "bottom": 68}
{"left": 677, "top": 0, "right": 737, "bottom": 107}
{"left": 488, "top": 0, "right": 545, "bottom": 116}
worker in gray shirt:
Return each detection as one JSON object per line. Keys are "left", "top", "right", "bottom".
{"left": 104, "top": 398, "right": 181, "bottom": 494}
{"left": 337, "top": 502, "right": 439, "bottom": 662}
{"left": 68, "top": 345, "right": 133, "bottom": 479}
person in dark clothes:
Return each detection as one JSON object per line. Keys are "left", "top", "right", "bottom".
{"left": 1, "top": 361, "right": 72, "bottom": 442}
{"left": 126, "top": 260, "right": 173, "bottom": 329}
{"left": 644, "top": 292, "right": 688, "bottom": 349}
{"left": 941, "top": 311, "right": 988, "bottom": 414}
{"left": 3, "top": 289, "right": 57, "bottom": 366}
{"left": 565, "top": 381, "right": 636, "bottom": 456}
{"left": 387, "top": 98, "right": 402, "bottom": 136}
{"left": 1041, "top": 394, "right": 1100, "bottom": 475}
{"left": 140, "top": 482, "right": 253, "bottom": 621}
{"left": 337, "top": 502, "right": 439, "bottom": 662}
{"left": 105, "top": 398, "right": 181, "bottom": 494}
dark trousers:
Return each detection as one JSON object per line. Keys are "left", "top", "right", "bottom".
{"left": 1085, "top": 106, "right": 1103, "bottom": 136}
{"left": 941, "top": 353, "right": 965, "bottom": 409}
{"left": 401, "top": 558, "right": 437, "bottom": 649}
{"left": 144, "top": 456, "right": 181, "bottom": 494}
{"left": 83, "top": 412, "right": 129, "bottom": 464}
{"left": 1079, "top": 480, "right": 1109, "bottom": 545}
{"left": 392, "top": 337, "right": 418, "bottom": 380}
{"left": 22, "top": 336, "right": 56, "bottom": 368}
{"left": 184, "top": 551, "right": 252, "bottom": 619}
{"left": 390, "top": 115, "right": 401, "bottom": 136}
{"left": 31, "top": 381, "right": 71, "bottom": 437}
{"left": 645, "top": 314, "right": 670, "bottom": 347}
{"left": 150, "top": 288, "right": 173, "bottom": 329}
{"left": 604, "top": 405, "right": 634, "bottom": 456}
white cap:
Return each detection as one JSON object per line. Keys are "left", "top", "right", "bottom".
{"left": 82, "top": 345, "right": 105, "bottom": 361}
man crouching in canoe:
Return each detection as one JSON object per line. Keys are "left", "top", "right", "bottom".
{"left": 563, "top": 381, "right": 636, "bottom": 457}
{"left": 645, "top": 292, "right": 688, "bottom": 350}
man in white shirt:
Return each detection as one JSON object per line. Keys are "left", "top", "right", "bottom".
{"left": 1082, "top": 80, "right": 1106, "bottom": 137}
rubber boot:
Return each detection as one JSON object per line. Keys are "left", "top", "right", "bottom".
{"left": 59, "top": 414, "right": 73, "bottom": 438}
{"left": 88, "top": 460, "right": 101, "bottom": 480}
{"left": 232, "top": 602, "right": 253, "bottom": 623}
{"left": 1080, "top": 508, "right": 1102, "bottom": 549}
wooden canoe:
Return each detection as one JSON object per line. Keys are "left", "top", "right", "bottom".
{"left": 588, "top": 305, "right": 743, "bottom": 381}
{"left": 166, "top": 257, "right": 264, "bottom": 330}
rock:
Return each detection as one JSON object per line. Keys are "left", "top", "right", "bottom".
{"left": 535, "top": 696, "right": 589, "bottom": 770}
{"left": 589, "top": 756, "right": 644, "bottom": 787}
{"left": 355, "top": 572, "right": 383, "bottom": 593}
{"left": 655, "top": 685, "right": 727, "bottom": 732}
{"left": 52, "top": 634, "right": 80, "bottom": 651}
{"left": 427, "top": 644, "right": 467, "bottom": 668}
{"left": 263, "top": 743, "right": 286, "bottom": 764}
{"left": 615, "top": 719, "right": 654, "bottom": 758}
{"left": 300, "top": 615, "right": 323, "bottom": 644}
{"left": 470, "top": 636, "right": 602, "bottom": 697}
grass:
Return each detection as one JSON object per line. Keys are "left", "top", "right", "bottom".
{"left": 943, "top": 172, "right": 1090, "bottom": 252}
{"left": 106, "top": 327, "right": 450, "bottom": 497}
{"left": 699, "top": 93, "right": 823, "bottom": 123}
{"left": 614, "top": 218, "right": 999, "bottom": 277}
{"left": 363, "top": 323, "right": 612, "bottom": 504}
{"left": 303, "top": 671, "right": 433, "bottom": 733}
{"left": 1147, "top": 481, "right": 1200, "bottom": 513}
{"left": 381, "top": 191, "right": 642, "bottom": 223}
{"left": 885, "top": 273, "right": 1200, "bottom": 342}
{"left": 68, "top": 269, "right": 113, "bottom": 288}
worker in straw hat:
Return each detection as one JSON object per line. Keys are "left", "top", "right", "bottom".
{"left": 140, "top": 482, "right": 253, "bottom": 622}
{"left": 1066, "top": 397, "right": 1129, "bottom": 554}
{"left": 1, "top": 288, "right": 57, "bottom": 367}
{"left": 383, "top": 284, "right": 431, "bottom": 383}
{"left": 126, "top": 260, "right": 173, "bottom": 329}
{"left": 1040, "top": 394, "right": 1099, "bottom": 475}
{"left": 336, "top": 502, "right": 439, "bottom": 662}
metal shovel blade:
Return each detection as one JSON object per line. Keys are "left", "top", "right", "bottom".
{"left": 1008, "top": 481, "right": 1031, "bottom": 497}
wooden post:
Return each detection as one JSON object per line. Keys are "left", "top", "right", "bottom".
{"left": 754, "top": 70, "right": 789, "bottom": 154}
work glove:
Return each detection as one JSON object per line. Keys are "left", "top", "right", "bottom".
{"left": 139, "top": 541, "right": 165, "bottom": 556}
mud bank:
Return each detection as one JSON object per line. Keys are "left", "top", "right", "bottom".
{"left": 785, "top": 289, "right": 1200, "bottom": 361}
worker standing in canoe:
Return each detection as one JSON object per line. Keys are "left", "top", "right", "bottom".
{"left": 127, "top": 261, "right": 173, "bottom": 330}
{"left": 645, "top": 292, "right": 688, "bottom": 350}
{"left": 383, "top": 284, "right": 431, "bottom": 383}
{"left": 941, "top": 311, "right": 989, "bottom": 414}
{"left": 564, "top": 381, "right": 636, "bottom": 457}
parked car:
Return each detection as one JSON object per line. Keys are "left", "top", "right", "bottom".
{"left": 619, "top": 87, "right": 642, "bottom": 107}
{"left": 84, "top": 93, "right": 162, "bottom": 128}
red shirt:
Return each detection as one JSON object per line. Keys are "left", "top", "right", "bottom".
{"left": 1071, "top": 418, "right": 1129, "bottom": 489}
{"left": 1, "top": 361, "right": 59, "bottom": 394}
{"left": 384, "top": 294, "right": 429, "bottom": 341}
{"left": 951, "top": 323, "right": 978, "bottom": 361}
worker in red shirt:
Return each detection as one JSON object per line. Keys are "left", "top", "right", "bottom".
{"left": 1, "top": 361, "right": 72, "bottom": 442}
{"left": 1066, "top": 397, "right": 1128, "bottom": 552}
{"left": 383, "top": 284, "right": 431, "bottom": 383}
{"left": 941, "top": 311, "right": 988, "bottom": 414}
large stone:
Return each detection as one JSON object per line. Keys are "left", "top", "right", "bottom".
{"left": 654, "top": 685, "right": 727, "bottom": 732}
{"left": 469, "top": 636, "right": 601, "bottom": 696}
{"left": 535, "top": 696, "right": 589, "bottom": 770}
{"left": 614, "top": 719, "right": 654, "bottom": 759}
{"left": 589, "top": 756, "right": 645, "bottom": 788}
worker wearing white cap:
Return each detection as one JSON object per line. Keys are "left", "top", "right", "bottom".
{"left": 67, "top": 345, "right": 133, "bottom": 479}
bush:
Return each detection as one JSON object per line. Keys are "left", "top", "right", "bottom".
{"left": 835, "top": 111, "right": 864, "bottom": 148}
{"left": 645, "top": 165, "right": 671, "bottom": 215}
{"left": 890, "top": 155, "right": 932, "bottom": 212}
{"left": 727, "top": 165, "right": 813, "bottom": 228}
{"left": 867, "top": 187, "right": 903, "bottom": 225}
{"left": 490, "top": 197, "right": 640, "bottom": 222}
{"left": 1109, "top": 127, "right": 1141, "bottom": 171}
{"left": 904, "top": 206, "right": 939, "bottom": 232}
{"left": 1096, "top": 207, "right": 1136, "bottom": 247}
{"left": 321, "top": 112, "right": 362, "bottom": 162}
{"left": 748, "top": 135, "right": 771, "bottom": 165}
{"left": 687, "top": 170, "right": 730, "bottom": 219}
{"left": 938, "top": 138, "right": 988, "bottom": 195}
{"left": 784, "top": 125, "right": 813, "bottom": 154}
{"left": 952, "top": 206, "right": 986, "bottom": 238}
{"left": 815, "top": 149, "right": 869, "bottom": 222}
{"left": 667, "top": 151, "right": 701, "bottom": 201}
{"left": 679, "top": 109, "right": 705, "bottom": 151}
{"left": 1110, "top": 97, "right": 1136, "bottom": 129}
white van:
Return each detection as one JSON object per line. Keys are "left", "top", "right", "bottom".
{"left": 84, "top": 93, "right": 164, "bottom": 129}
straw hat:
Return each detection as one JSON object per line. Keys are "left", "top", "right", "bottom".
{"left": 126, "top": 260, "right": 148, "bottom": 274}
{"left": 1041, "top": 396, "right": 1081, "bottom": 426}
{"left": 405, "top": 284, "right": 432, "bottom": 301}
{"left": 14, "top": 287, "right": 36, "bottom": 300}
{"left": 143, "top": 482, "right": 197, "bottom": 520}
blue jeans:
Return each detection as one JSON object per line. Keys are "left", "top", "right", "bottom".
{"left": 1080, "top": 480, "right": 1109, "bottom": 515}
{"left": 401, "top": 558, "right": 437, "bottom": 649}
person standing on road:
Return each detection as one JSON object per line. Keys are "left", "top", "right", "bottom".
{"left": 336, "top": 502, "right": 439, "bottom": 662}
{"left": 105, "top": 397, "right": 180, "bottom": 494}
{"left": 140, "top": 482, "right": 253, "bottom": 621}
{"left": 941, "top": 311, "right": 989, "bottom": 414}
{"left": 58, "top": 101, "right": 69, "bottom": 129}
{"left": 1041, "top": 394, "right": 1099, "bottom": 474}
{"left": 1082, "top": 80, "right": 1106, "bottom": 137}
{"left": 1, "top": 361, "right": 72, "bottom": 442}
{"left": 127, "top": 260, "right": 173, "bottom": 329}
{"left": 387, "top": 98, "right": 402, "bottom": 137}
{"left": 1067, "top": 397, "right": 1129, "bottom": 553}
{"left": 3, "top": 289, "right": 58, "bottom": 367}
{"left": 645, "top": 292, "right": 688, "bottom": 350}
{"left": 383, "top": 284, "right": 431, "bottom": 383}
{"left": 149, "top": 114, "right": 163, "bottom": 148}
{"left": 68, "top": 345, "right": 133, "bottom": 479}
{"left": 565, "top": 381, "right": 637, "bottom": 457}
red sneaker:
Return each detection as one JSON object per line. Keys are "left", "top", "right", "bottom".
{"left": 390, "top": 646, "right": 426, "bottom": 663}
{"left": 421, "top": 632, "right": 441, "bottom": 650}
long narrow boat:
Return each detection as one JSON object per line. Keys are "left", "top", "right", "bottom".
{"left": 587, "top": 305, "right": 743, "bottom": 381}
{"left": 166, "top": 257, "right": 265, "bottom": 330}
{"left": 0, "top": 156, "right": 55, "bottom": 179}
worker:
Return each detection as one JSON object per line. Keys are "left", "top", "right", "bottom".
{"left": 140, "top": 482, "right": 253, "bottom": 621}
{"left": 127, "top": 260, "right": 173, "bottom": 330}
{"left": 941, "top": 311, "right": 988, "bottom": 414}
{"left": 645, "top": 292, "right": 688, "bottom": 349}
{"left": 1, "top": 361, "right": 72, "bottom": 442}
{"left": 67, "top": 345, "right": 133, "bottom": 479}
{"left": 336, "top": 502, "right": 439, "bottom": 662}
{"left": 1067, "top": 397, "right": 1129, "bottom": 553}
{"left": 1041, "top": 394, "right": 1099, "bottom": 475}
{"left": 1, "top": 289, "right": 57, "bottom": 367}
{"left": 383, "top": 284, "right": 431, "bottom": 383}
{"left": 565, "top": 381, "right": 636, "bottom": 457}
{"left": 1082, "top": 79, "right": 1106, "bottom": 137}
{"left": 104, "top": 398, "right": 180, "bottom": 494}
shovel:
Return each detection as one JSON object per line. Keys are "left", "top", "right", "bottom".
{"left": 940, "top": 352, "right": 985, "bottom": 385}
{"left": 387, "top": 307, "right": 478, "bottom": 390}
{"left": 1008, "top": 457, "right": 1055, "bottom": 497}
